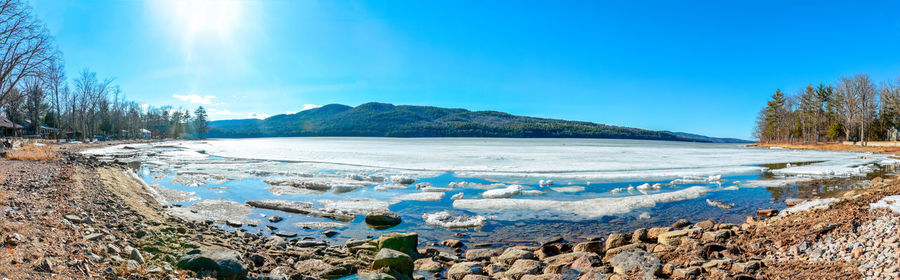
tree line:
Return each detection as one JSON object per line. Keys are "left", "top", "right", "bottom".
{"left": 755, "top": 74, "right": 900, "bottom": 144}
{"left": 0, "top": 0, "right": 209, "bottom": 141}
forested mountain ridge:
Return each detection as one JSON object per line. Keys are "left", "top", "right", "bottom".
{"left": 207, "top": 102, "right": 703, "bottom": 141}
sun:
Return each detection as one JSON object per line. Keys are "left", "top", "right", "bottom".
{"left": 173, "top": 0, "right": 242, "bottom": 41}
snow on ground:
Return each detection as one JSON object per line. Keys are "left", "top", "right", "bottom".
{"left": 781, "top": 198, "right": 842, "bottom": 216}
{"left": 870, "top": 195, "right": 900, "bottom": 214}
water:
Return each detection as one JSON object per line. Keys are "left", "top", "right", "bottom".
{"left": 84, "top": 137, "right": 898, "bottom": 246}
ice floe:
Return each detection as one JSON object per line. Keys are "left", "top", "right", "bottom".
{"left": 551, "top": 186, "right": 585, "bottom": 193}
{"left": 392, "top": 192, "right": 445, "bottom": 202}
{"left": 422, "top": 211, "right": 487, "bottom": 228}
{"left": 706, "top": 199, "right": 734, "bottom": 210}
{"left": 169, "top": 200, "right": 260, "bottom": 225}
{"left": 454, "top": 186, "right": 711, "bottom": 221}
{"left": 481, "top": 185, "right": 524, "bottom": 199}
{"left": 294, "top": 222, "right": 347, "bottom": 230}
{"left": 670, "top": 175, "right": 722, "bottom": 185}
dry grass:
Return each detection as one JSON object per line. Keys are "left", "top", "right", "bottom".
{"left": 3, "top": 143, "right": 58, "bottom": 161}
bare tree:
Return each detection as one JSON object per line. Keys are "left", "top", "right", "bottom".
{"left": 0, "top": 0, "right": 57, "bottom": 111}
{"left": 835, "top": 76, "right": 860, "bottom": 141}
{"left": 22, "top": 77, "right": 43, "bottom": 135}
{"left": 45, "top": 59, "right": 64, "bottom": 141}
{"left": 854, "top": 74, "right": 877, "bottom": 145}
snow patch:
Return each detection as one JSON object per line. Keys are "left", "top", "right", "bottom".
{"left": 870, "top": 195, "right": 900, "bottom": 214}
{"left": 782, "top": 198, "right": 841, "bottom": 215}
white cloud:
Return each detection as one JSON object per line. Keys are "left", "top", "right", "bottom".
{"left": 173, "top": 94, "right": 218, "bottom": 105}
{"left": 206, "top": 108, "right": 270, "bottom": 120}
{"left": 301, "top": 104, "right": 321, "bottom": 111}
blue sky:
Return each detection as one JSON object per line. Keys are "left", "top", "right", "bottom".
{"left": 31, "top": 0, "right": 900, "bottom": 139}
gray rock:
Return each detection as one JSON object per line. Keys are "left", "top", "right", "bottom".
{"left": 268, "top": 215, "right": 283, "bottom": 223}
{"left": 176, "top": 246, "right": 248, "bottom": 280}
{"left": 64, "top": 214, "right": 84, "bottom": 224}
{"left": 496, "top": 248, "right": 535, "bottom": 266}
{"left": 130, "top": 248, "right": 145, "bottom": 264}
{"left": 372, "top": 248, "right": 414, "bottom": 276}
{"left": 365, "top": 210, "right": 402, "bottom": 230}
{"left": 505, "top": 259, "right": 542, "bottom": 279}
{"left": 465, "top": 248, "right": 500, "bottom": 261}
{"left": 609, "top": 248, "right": 661, "bottom": 280}
{"left": 84, "top": 233, "right": 104, "bottom": 241}
{"left": 447, "top": 262, "right": 484, "bottom": 280}
{"left": 124, "top": 260, "right": 141, "bottom": 272}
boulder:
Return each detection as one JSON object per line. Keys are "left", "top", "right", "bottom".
{"left": 374, "top": 232, "right": 418, "bottom": 257}
{"left": 646, "top": 227, "right": 670, "bottom": 240}
{"left": 605, "top": 233, "right": 629, "bottom": 250}
{"left": 372, "top": 248, "right": 414, "bottom": 276}
{"left": 657, "top": 230, "right": 688, "bottom": 246}
{"left": 366, "top": 210, "right": 402, "bottom": 230}
{"left": 414, "top": 258, "right": 443, "bottom": 272}
{"left": 130, "top": 248, "right": 145, "bottom": 264}
{"left": 696, "top": 219, "right": 716, "bottom": 230}
{"left": 505, "top": 259, "right": 543, "bottom": 280}
{"left": 176, "top": 246, "right": 248, "bottom": 280}
{"left": 496, "top": 248, "right": 535, "bottom": 266}
{"left": 466, "top": 248, "right": 500, "bottom": 261}
{"left": 608, "top": 248, "right": 661, "bottom": 279}
{"left": 631, "top": 228, "right": 648, "bottom": 243}
{"left": 603, "top": 243, "right": 645, "bottom": 261}
{"left": 448, "top": 262, "right": 484, "bottom": 280}
{"left": 701, "top": 230, "right": 731, "bottom": 243}
{"left": 570, "top": 254, "right": 602, "bottom": 270}
{"left": 573, "top": 241, "right": 604, "bottom": 254}
{"left": 671, "top": 219, "right": 691, "bottom": 229}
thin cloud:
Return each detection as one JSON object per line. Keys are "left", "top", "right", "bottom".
{"left": 301, "top": 104, "right": 321, "bottom": 111}
{"left": 206, "top": 108, "right": 270, "bottom": 120}
{"left": 173, "top": 94, "right": 218, "bottom": 105}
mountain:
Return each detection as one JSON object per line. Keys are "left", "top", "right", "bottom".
{"left": 206, "top": 102, "right": 704, "bottom": 141}
{"left": 663, "top": 131, "right": 753, "bottom": 143}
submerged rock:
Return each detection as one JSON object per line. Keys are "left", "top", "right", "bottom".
{"left": 365, "top": 210, "right": 402, "bottom": 230}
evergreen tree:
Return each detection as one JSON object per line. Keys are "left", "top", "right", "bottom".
{"left": 194, "top": 106, "right": 209, "bottom": 138}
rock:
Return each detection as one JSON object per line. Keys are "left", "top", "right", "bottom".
{"left": 324, "top": 230, "right": 339, "bottom": 238}
{"left": 441, "top": 239, "right": 465, "bottom": 248}
{"left": 544, "top": 252, "right": 596, "bottom": 266}
{"left": 414, "top": 258, "right": 443, "bottom": 272}
{"left": 505, "top": 259, "right": 543, "bottom": 280}
{"left": 466, "top": 248, "right": 500, "bottom": 261}
{"left": 267, "top": 266, "right": 294, "bottom": 280}
{"left": 604, "top": 243, "right": 644, "bottom": 261}
{"left": 671, "top": 219, "right": 692, "bottom": 229}
{"left": 84, "top": 233, "right": 103, "bottom": 241}
{"left": 605, "top": 233, "right": 629, "bottom": 250}
{"left": 696, "top": 220, "right": 715, "bottom": 230}
{"left": 275, "top": 231, "right": 297, "bottom": 238}
{"left": 756, "top": 209, "right": 778, "bottom": 217}
{"left": 632, "top": 228, "right": 648, "bottom": 243}
{"left": 124, "top": 260, "right": 141, "bottom": 272}
{"left": 496, "top": 248, "right": 535, "bottom": 266}
{"left": 372, "top": 248, "right": 414, "bottom": 276}
{"left": 176, "top": 246, "right": 248, "bottom": 280}
{"left": 608, "top": 248, "right": 660, "bottom": 279}
{"left": 376, "top": 232, "right": 419, "bottom": 257}
{"left": 130, "top": 248, "right": 145, "bottom": 264}
{"left": 297, "top": 240, "right": 327, "bottom": 247}
{"left": 366, "top": 210, "right": 402, "bottom": 230}
{"left": 64, "top": 214, "right": 84, "bottom": 224}
{"left": 358, "top": 272, "right": 398, "bottom": 280}
{"left": 225, "top": 220, "right": 242, "bottom": 227}
{"left": 673, "top": 266, "right": 701, "bottom": 278}
{"left": 657, "top": 229, "right": 688, "bottom": 246}
{"left": 732, "top": 261, "right": 762, "bottom": 274}
{"left": 646, "top": 227, "right": 671, "bottom": 240}
{"left": 448, "top": 262, "right": 484, "bottom": 280}
{"left": 701, "top": 230, "right": 731, "bottom": 243}
{"left": 570, "top": 254, "right": 602, "bottom": 270}
{"left": 534, "top": 245, "right": 560, "bottom": 260}
{"left": 268, "top": 215, "right": 283, "bottom": 223}
{"left": 573, "top": 241, "right": 604, "bottom": 254}
{"left": 702, "top": 259, "right": 733, "bottom": 270}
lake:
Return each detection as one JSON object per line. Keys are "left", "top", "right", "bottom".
{"left": 84, "top": 137, "right": 897, "bottom": 245}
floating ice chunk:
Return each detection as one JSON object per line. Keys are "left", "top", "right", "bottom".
{"left": 635, "top": 183, "right": 651, "bottom": 191}
{"left": 263, "top": 177, "right": 374, "bottom": 192}
{"left": 626, "top": 186, "right": 635, "bottom": 193}
{"left": 870, "top": 195, "right": 900, "bottom": 214}
{"left": 449, "top": 181, "right": 508, "bottom": 190}
{"left": 374, "top": 183, "right": 409, "bottom": 191}
{"left": 782, "top": 198, "right": 841, "bottom": 215}
{"left": 169, "top": 200, "right": 260, "bottom": 225}
{"left": 739, "top": 178, "right": 810, "bottom": 188}
{"left": 454, "top": 186, "right": 711, "bottom": 221}
{"left": 422, "top": 211, "right": 487, "bottom": 228}
{"left": 482, "top": 185, "right": 524, "bottom": 198}
{"left": 392, "top": 192, "right": 445, "bottom": 202}
{"left": 520, "top": 190, "right": 547, "bottom": 196}
{"left": 294, "top": 222, "right": 347, "bottom": 229}
{"left": 391, "top": 175, "right": 416, "bottom": 185}
{"left": 539, "top": 180, "right": 554, "bottom": 187}
{"left": 551, "top": 186, "right": 585, "bottom": 193}
{"left": 451, "top": 193, "right": 464, "bottom": 200}
{"left": 706, "top": 199, "right": 734, "bottom": 210}
{"left": 610, "top": 187, "right": 625, "bottom": 194}
{"left": 670, "top": 175, "right": 723, "bottom": 185}
{"left": 722, "top": 186, "right": 739, "bottom": 191}
{"left": 317, "top": 199, "right": 390, "bottom": 215}
{"left": 416, "top": 182, "right": 432, "bottom": 189}
{"left": 420, "top": 186, "right": 453, "bottom": 192}
{"left": 638, "top": 212, "right": 650, "bottom": 219}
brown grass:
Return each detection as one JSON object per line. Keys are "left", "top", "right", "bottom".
{"left": 3, "top": 143, "right": 58, "bottom": 161}
{"left": 754, "top": 142, "right": 900, "bottom": 155}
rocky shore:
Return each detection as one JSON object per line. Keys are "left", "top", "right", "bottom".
{"left": 1, "top": 142, "right": 899, "bottom": 279}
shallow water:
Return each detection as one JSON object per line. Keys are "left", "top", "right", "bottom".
{"left": 84, "top": 138, "right": 898, "bottom": 246}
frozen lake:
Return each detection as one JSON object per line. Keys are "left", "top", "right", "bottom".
{"left": 85, "top": 138, "right": 898, "bottom": 245}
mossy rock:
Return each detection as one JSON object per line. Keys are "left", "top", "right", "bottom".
{"left": 375, "top": 233, "right": 418, "bottom": 257}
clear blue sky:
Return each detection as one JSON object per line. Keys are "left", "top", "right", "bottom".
{"left": 31, "top": 0, "right": 900, "bottom": 139}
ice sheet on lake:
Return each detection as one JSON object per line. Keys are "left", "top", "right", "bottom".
{"left": 454, "top": 186, "right": 711, "bottom": 221}
{"left": 392, "top": 192, "right": 445, "bottom": 202}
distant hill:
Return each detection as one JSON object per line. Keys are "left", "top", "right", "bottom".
{"left": 207, "top": 102, "right": 707, "bottom": 141}
{"left": 663, "top": 131, "right": 753, "bottom": 143}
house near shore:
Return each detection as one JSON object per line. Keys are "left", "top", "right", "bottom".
{"left": 0, "top": 112, "right": 24, "bottom": 137}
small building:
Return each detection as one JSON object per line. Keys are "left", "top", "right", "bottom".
{"left": 0, "top": 113, "right": 24, "bottom": 137}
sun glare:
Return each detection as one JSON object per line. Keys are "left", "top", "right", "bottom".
{"left": 174, "top": 0, "right": 242, "bottom": 41}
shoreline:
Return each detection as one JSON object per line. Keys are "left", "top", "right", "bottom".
{"left": 1, "top": 141, "right": 898, "bottom": 279}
